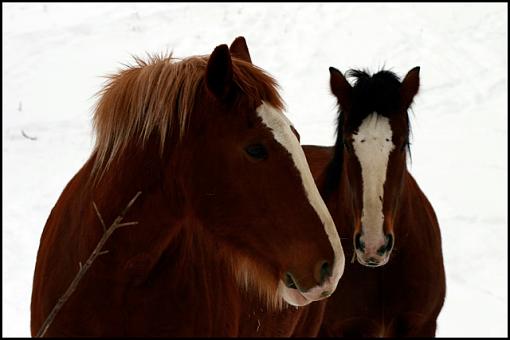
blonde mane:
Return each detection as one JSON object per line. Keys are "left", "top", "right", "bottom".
{"left": 91, "top": 52, "right": 284, "bottom": 180}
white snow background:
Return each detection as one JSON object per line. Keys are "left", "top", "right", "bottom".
{"left": 2, "top": 3, "right": 507, "bottom": 337}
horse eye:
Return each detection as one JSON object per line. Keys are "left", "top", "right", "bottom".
{"left": 245, "top": 144, "right": 268, "bottom": 160}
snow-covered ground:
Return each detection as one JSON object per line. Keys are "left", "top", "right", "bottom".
{"left": 3, "top": 3, "right": 507, "bottom": 337}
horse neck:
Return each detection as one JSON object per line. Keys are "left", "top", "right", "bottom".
{"left": 394, "top": 170, "right": 422, "bottom": 240}
{"left": 82, "top": 135, "right": 186, "bottom": 265}
{"left": 85, "top": 146, "right": 251, "bottom": 335}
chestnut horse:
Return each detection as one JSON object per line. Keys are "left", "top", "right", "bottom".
{"left": 31, "top": 37, "right": 345, "bottom": 336}
{"left": 303, "top": 67, "right": 446, "bottom": 336}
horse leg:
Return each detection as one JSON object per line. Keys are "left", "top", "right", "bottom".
{"left": 393, "top": 316, "right": 437, "bottom": 337}
{"left": 320, "top": 317, "right": 381, "bottom": 337}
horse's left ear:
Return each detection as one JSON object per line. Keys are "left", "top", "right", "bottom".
{"left": 400, "top": 66, "right": 420, "bottom": 108}
{"left": 206, "top": 44, "right": 233, "bottom": 100}
{"left": 229, "top": 36, "right": 252, "bottom": 63}
{"left": 329, "top": 67, "right": 353, "bottom": 113}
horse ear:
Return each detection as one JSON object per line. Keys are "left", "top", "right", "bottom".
{"left": 229, "top": 36, "right": 252, "bottom": 63}
{"left": 400, "top": 66, "right": 420, "bottom": 109}
{"left": 329, "top": 67, "right": 352, "bottom": 112}
{"left": 206, "top": 44, "right": 233, "bottom": 99}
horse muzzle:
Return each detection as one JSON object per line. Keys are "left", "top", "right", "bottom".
{"left": 277, "top": 271, "right": 339, "bottom": 306}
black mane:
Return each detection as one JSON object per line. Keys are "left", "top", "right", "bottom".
{"left": 345, "top": 69, "right": 403, "bottom": 129}
{"left": 322, "top": 69, "right": 412, "bottom": 199}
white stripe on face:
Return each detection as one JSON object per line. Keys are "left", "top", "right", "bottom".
{"left": 352, "top": 113, "right": 394, "bottom": 253}
{"left": 256, "top": 101, "right": 345, "bottom": 302}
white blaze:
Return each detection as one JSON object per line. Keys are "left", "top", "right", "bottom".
{"left": 256, "top": 101, "right": 345, "bottom": 301}
{"left": 352, "top": 113, "right": 394, "bottom": 251}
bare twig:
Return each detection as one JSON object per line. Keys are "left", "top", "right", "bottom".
{"left": 21, "top": 130, "right": 37, "bottom": 141}
{"left": 92, "top": 201, "right": 106, "bottom": 232}
{"left": 116, "top": 221, "right": 139, "bottom": 228}
{"left": 36, "top": 191, "right": 142, "bottom": 337}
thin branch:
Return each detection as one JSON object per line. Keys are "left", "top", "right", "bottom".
{"left": 92, "top": 201, "right": 106, "bottom": 232}
{"left": 118, "top": 191, "right": 142, "bottom": 218}
{"left": 116, "top": 221, "right": 139, "bottom": 228}
{"left": 21, "top": 129, "right": 37, "bottom": 141}
{"left": 36, "top": 191, "right": 142, "bottom": 337}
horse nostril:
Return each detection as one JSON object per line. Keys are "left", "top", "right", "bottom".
{"left": 354, "top": 233, "right": 365, "bottom": 251}
{"left": 386, "top": 233, "right": 394, "bottom": 252}
{"left": 315, "top": 260, "right": 332, "bottom": 285}
{"left": 377, "top": 234, "right": 394, "bottom": 255}
{"left": 284, "top": 272, "right": 298, "bottom": 289}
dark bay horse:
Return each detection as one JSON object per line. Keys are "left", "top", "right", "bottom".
{"left": 31, "top": 37, "right": 345, "bottom": 336}
{"left": 303, "top": 67, "right": 446, "bottom": 336}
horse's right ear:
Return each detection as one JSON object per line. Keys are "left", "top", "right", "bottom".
{"left": 400, "top": 66, "right": 420, "bottom": 109}
{"left": 329, "top": 67, "right": 352, "bottom": 112}
{"left": 206, "top": 44, "right": 233, "bottom": 99}
{"left": 229, "top": 36, "right": 252, "bottom": 63}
